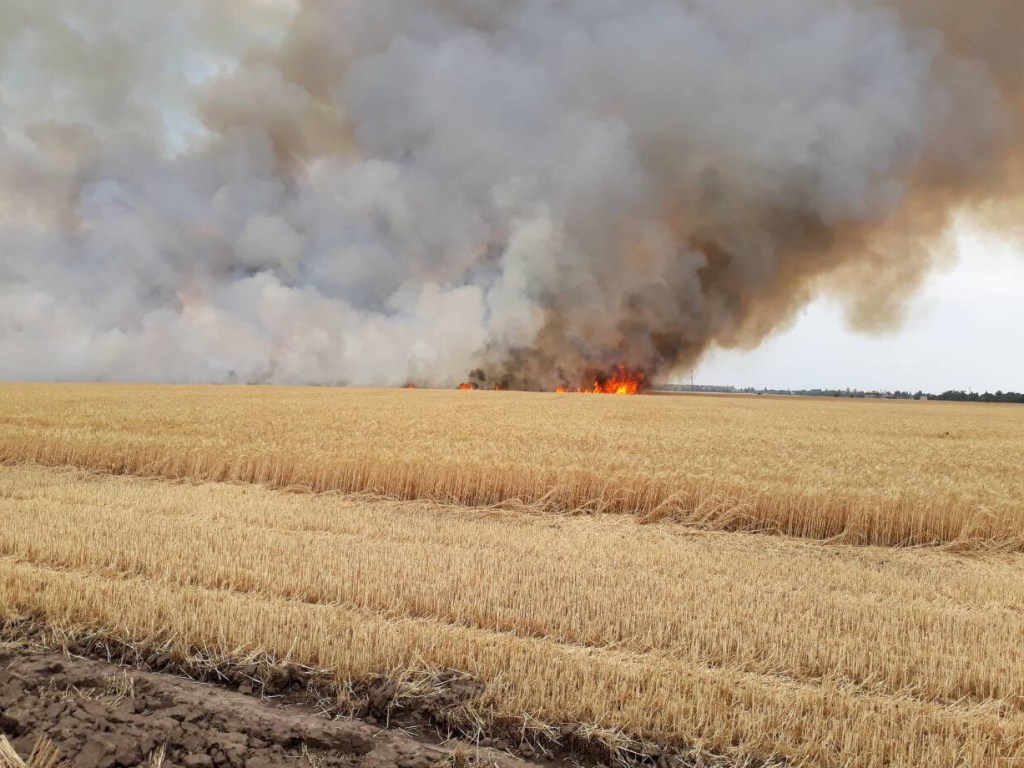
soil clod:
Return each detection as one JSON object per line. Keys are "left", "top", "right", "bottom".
{"left": 0, "top": 649, "right": 544, "bottom": 768}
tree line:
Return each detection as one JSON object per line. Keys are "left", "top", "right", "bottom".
{"left": 736, "top": 388, "right": 1024, "bottom": 403}
{"left": 932, "top": 390, "right": 1024, "bottom": 403}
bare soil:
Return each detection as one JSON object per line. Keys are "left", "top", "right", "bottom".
{"left": 0, "top": 647, "right": 554, "bottom": 768}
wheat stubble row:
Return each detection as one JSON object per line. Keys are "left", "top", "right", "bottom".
{"left": 1, "top": 384, "right": 1023, "bottom": 548}
{"left": 0, "top": 465, "right": 1022, "bottom": 767}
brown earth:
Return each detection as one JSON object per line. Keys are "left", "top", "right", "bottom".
{"left": 0, "top": 647, "right": 556, "bottom": 768}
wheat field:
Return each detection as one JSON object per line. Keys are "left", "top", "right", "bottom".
{"left": 1, "top": 383, "right": 1023, "bottom": 548}
{"left": 1, "top": 464, "right": 1023, "bottom": 767}
{"left": 1, "top": 384, "right": 1023, "bottom": 766}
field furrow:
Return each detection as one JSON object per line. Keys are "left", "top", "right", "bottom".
{"left": 4, "top": 557, "right": 1023, "bottom": 768}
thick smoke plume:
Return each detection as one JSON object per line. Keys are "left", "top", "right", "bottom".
{"left": 1, "top": 0, "right": 1021, "bottom": 388}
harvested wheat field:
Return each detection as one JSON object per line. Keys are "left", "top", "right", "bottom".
{"left": 1, "top": 385, "right": 1023, "bottom": 767}
{"left": 2, "top": 383, "right": 1024, "bottom": 548}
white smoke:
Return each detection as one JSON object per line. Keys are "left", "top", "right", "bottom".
{"left": 0, "top": 0, "right": 1018, "bottom": 386}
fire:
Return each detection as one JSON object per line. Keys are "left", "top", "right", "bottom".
{"left": 454, "top": 367, "right": 645, "bottom": 394}
{"left": 556, "top": 366, "right": 646, "bottom": 395}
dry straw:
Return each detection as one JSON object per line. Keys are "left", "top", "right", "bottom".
{"left": 0, "top": 737, "right": 67, "bottom": 768}
{"left": 2, "top": 464, "right": 1023, "bottom": 768}
{"left": 1, "top": 384, "right": 1022, "bottom": 550}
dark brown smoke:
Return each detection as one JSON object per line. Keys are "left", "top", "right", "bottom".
{"left": 0, "top": 1, "right": 1020, "bottom": 387}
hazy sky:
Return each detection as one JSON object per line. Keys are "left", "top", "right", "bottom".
{"left": 694, "top": 226, "right": 1024, "bottom": 393}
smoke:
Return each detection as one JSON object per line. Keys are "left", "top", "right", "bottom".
{"left": 1, "top": 0, "right": 1020, "bottom": 387}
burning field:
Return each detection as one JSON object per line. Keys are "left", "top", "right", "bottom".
{"left": 1, "top": 384, "right": 1023, "bottom": 768}
{"left": 463, "top": 366, "right": 647, "bottom": 395}
{"left": 3, "top": 0, "right": 1024, "bottom": 765}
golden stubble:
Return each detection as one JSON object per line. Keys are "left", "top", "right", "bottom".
{"left": 1, "top": 384, "right": 1022, "bottom": 549}
{"left": 0, "top": 464, "right": 1023, "bottom": 767}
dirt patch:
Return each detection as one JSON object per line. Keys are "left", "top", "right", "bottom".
{"left": 0, "top": 619, "right": 772, "bottom": 768}
{"left": 0, "top": 647, "right": 548, "bottom": 768}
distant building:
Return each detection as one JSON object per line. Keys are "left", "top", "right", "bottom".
{"left": 658, "top": 384, "right": 737, "bottom": 394}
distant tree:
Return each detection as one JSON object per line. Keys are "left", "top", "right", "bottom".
{"left": 932, "top": 390, "right": 1023, "bottom": 404}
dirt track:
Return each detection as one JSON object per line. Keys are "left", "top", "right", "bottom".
{"left": 0, "top": 647, "right": 552, "bottom": 768}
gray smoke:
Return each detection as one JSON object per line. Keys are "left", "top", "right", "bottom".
{"left": 1, "top": 0, "right": 1020, "bottom": 388}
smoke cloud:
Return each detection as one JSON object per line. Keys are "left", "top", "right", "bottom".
{"left": 1, "top": 0, "right": 1021, "bottom": 388}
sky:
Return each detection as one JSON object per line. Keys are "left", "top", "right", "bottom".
{"left": 693, "top": 226, "right": 1024, "bottom": 393}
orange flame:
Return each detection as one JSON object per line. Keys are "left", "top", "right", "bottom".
{"left": 459, "top": 382, "right": 478, "bottom": 391}
{"left": 556, "top": 366, "right": 645, "bottom": 395}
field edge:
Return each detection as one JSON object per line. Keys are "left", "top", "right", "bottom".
{"left": 0, "top": 615, "right": 777, "bottom": 768}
